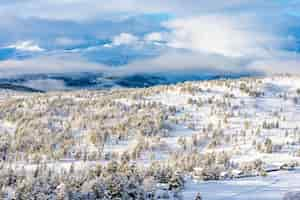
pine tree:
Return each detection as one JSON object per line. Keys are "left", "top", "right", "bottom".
{"left": 264, "top": 138, "right": 273, "bottom": 153}
{"left": 168, "top": 174, "right": 184, "bottom": 191}
{"left": 56, "top": 182, "right": 68, "bottom": 200}
{"left": 105, "top": 175, "right": 123, "bottom": 200}
{"left": 195, "top": 192, "right": 203, "bottom": 200}
{"left": 15, "top": 179, "right": 32, "bottom": 200}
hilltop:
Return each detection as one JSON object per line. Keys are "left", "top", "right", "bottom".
{"left": 0, "top": 75, "right": 300, "bottom": 199}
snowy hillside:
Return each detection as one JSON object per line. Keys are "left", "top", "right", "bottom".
{"left": 0, "top": 75, "right": 300, "bottom": 199}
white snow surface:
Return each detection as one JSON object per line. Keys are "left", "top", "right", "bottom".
{"left": 2, "top": 75, "right": 300, "bottom": 199}
{"left": 183, "top": 169, "right": 300, "bottom": 200}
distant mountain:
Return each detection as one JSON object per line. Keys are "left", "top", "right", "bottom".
{"left": 0, "top": 72, "right": 253, "bottom": 92}
{"left": 0, "top": 83, "right": 44, "bottom": 93}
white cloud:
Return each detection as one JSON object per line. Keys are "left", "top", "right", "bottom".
{"left": 0, "top": 54, "right": 110, "bottom": 77}
{"left": 247, "top": 54, "right": 300, "bottom": 75}
{"left": 117, "top": 50, "right": 300, "bottom": 76}
{"left": 164, "top": 15, "right": 287, "bottom": 58}
{"left": 0, "top": 49, "right": 245, "bottom": 76}
{"left": 113, "top": 50, "right": 248, "bottom": 75}
{"left": 7, "top": 40, "right": 44, "bottom": 52}
{"left": 144, "top": 32, "right": 164, "bottom": 42}
{"left": 22, "top": 79, "right": 68, "bottom": 91}
{"left": 0, "top": 1, "right": 299, "bottom": 77}
{"left": 112, "top": 33, "right": 139, "bottom": 46}
{"left": 0, "top": 0, "right": 288, "bottom": 21}
{"left": 54, "top": 37, "right": 84, "bottom": 46}
{"left": 0, "top": 47, "right": 300, "bottom": 78}
{"left": 105, "top": 33, "right": 139, "bottom": 47}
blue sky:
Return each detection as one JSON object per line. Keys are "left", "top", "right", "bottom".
{"left": 0, "top": 0, "right": 299, "bottom": 76}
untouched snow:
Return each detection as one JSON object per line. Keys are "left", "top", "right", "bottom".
{"left": 183, "top": 169, "right": 300, "bottom": 200}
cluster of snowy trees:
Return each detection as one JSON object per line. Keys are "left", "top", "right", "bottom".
{"left": 0, "top": 90, "right": 177, "bottom": 163}
{"left": 0, "top": 161, "right": 186, "bottom": 200}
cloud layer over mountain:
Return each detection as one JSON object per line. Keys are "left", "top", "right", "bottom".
{"left": 0, "top": 0, "right": 299, "bottom": 76}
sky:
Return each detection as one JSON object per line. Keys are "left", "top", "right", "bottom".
{"left": 0, "top": 0, "right": 300, "bottom": 77}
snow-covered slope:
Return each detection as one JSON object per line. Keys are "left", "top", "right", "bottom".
{"left": 0, "top": 75, "right": 300, "bottom": 199}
